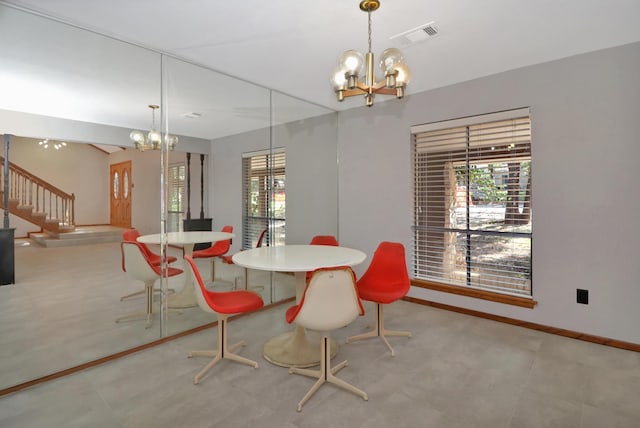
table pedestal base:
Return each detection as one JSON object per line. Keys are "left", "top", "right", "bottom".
{"left": 168, "top": 282, "right": 198, "bottom": 308}
{"left": 263, "top": 325, "right": 337, "bottom": 368}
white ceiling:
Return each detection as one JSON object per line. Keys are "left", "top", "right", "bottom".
{"left": 2, "top": 0, "right": 640, "bottom": 140}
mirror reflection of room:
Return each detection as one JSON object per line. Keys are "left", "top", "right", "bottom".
{"left": 0, "top": 2, "right": 336, "bottom": 392}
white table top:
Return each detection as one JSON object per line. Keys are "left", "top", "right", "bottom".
{"left": 137, "top": 231, "right": 234, "bottom": 245}
{"left": 232, "top": 244, "right": 366, "bottom": 272}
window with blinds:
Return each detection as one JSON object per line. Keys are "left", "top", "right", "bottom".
{"left": 242, "top": 149, "right": 286, "bottom": 249}
{"left": 412, "top": 109, "right": 532, "bottom": 296}
{"left": 167, "top": 163, "right": 185, "bottom": 232}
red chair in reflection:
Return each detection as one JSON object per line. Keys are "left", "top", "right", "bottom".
{"left": 306, "top": 235, "right": 339, "bottom": 283}
{"left": 117, "top": 241, "right": 183, "bottom": 328}
{"left": 121, "top": 228, "right": 177, "bottom": 301}
{"left": 184, "top": 255, "right": 264, "bottom": 384}
{"left": 221, "top": 228, "right": 268, "bottom": 290}
{"left": 191, "top": 225, "right": 233, "bottom": 282}
{"left": 346, "top": 242, "right": 411, "bottom": 356}
{"left": 309, "top": 235, "right": 339, "bottom": 246}
{"left": 122, "top": 228, "right": 178, "bottom": 266}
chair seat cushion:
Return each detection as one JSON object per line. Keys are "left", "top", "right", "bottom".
{"left": 221, "top": 254, "right": 235, "bottom": 264}
{"left": 192, "top": 247, "right": 227, "bottom": 258}
{"left": 209, "top": 290, "right": 264, "bottom": 314}
{"left": 356, "top": 284, "right": 406, "bottom": 304}
{"left": 150, "top": 266, "right": 184, "bottom": 278}
{"left": 148, "top": 254, "right": 178, "bottom": 266}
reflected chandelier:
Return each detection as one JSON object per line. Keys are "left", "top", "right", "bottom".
{"left": 38, "top": 139, "right": 67, "bottom": 150}
{"left": 129, "top": 105, "right": 178, "bottom": 151}
{"left": 331, "top": 0, "right": 411, "bottom": 107}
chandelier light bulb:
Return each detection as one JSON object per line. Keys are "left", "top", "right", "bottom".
{"left": 147, "top": 129, "right": 161, "bottom": 144}
{"left": 165, "top": 135, "right": 179, "bottom": 151}
{"left": 331, "top": 67, "right": 348, "bottom": 91}
{"left": 379, "top": 48, "right": 404, "bottom": 74}
{"left": 394, "top": 62, "right": 412, "bottom": 85}
{"left": 339, "top": 50, "right": 365, "bottom": 76}
{"left": 129, "top": 130, "right": 145, "bottom": 143}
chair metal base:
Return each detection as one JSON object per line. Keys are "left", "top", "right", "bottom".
{"left": 188, "top": 315, "right": 258, "bottom": 384}
{"left": 346, "top": 303, "right": 411, "bottom": 356}
{"left": 116, "top": 281, "right": 180, "bottom": 328}
{"left": 120, "top": 286, "right": 175, "bottom": 302}
{"left": 289, "top": 336, "right": 367, "bottom": 412}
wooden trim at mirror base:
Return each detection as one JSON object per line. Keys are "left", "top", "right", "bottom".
{"left": 403, "top": 296, "right": 640, "bottom": 353}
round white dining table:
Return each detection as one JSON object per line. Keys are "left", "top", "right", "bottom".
{"left": 232, "top": 244, "right": 366, "bottom": 367}
{"left": 138, "top": 231, "right": 234, "bottom": 308}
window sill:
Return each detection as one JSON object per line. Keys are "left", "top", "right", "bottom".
{"left": 411, "top": 279, "right": 537, "bottom": 309}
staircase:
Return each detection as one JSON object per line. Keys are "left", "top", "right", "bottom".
{"left": 1, "top": 155, "right": 76, "bottom": 235}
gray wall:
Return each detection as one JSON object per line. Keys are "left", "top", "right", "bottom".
{"left": 209, "top": 113, "right": 339, "bottom": 254}
{"left": 337, "top": 41, "right": 640, "bottom": 344}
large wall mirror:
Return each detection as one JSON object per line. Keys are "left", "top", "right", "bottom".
{"left": 0, "top": 4, "right": 336, "bottom": 391}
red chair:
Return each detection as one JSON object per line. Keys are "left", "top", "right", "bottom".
{"left": 286, "top": 266, "right": 368, "bottom": 411}
{"left": 309, "top": 235, "right": 339, "bottom": 246}
{"left": 191, "top": 225, "right": 233, "bottom": 281}
{"left": 306, "top": 235, "right": 339, "bottom": 283}
{"left": 346, "top": 242, "right": 411, "bottom": 356}
{"left": 122, "top": 228, "right": 178, "bottom": 266}
{"left": 184, "top": 255, "right": 264, "bottom": 384}
{"left": 121, "top": 228, "right": 177, "bottom": 301}
{"left": 221, "top": 228, "right": 268, "bottom": 290}
{"left": 117, "top": 241, "right": 183, "bottom": 328}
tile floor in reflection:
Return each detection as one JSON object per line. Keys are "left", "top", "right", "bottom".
{"left": 1, "top": 240, "right": 294, "bottom": 390}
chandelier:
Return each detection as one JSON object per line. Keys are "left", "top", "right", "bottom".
{"left": 38, "top": 139, "right": 67, "bottom": 150}
{"left": 331, "top": 0, "right": 411, "bottom": 107}
{"left": 129, "top": 105, "right": 178, "bottom": 151}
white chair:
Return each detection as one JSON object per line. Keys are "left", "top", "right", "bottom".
{"left": 286, "top": 266, "right": 368, "bottom": 412}
{"left": 120, "top": 228, "right": 176, "bottom": 301}
{"left": 117, "top": 241, "right": 183, "bottom": 328}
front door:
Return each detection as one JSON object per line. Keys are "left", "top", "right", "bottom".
{"left": 110, "top": 161, "right": 132, "bottom": 228}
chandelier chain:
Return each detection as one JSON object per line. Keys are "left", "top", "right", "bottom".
{"left": 367, "top": 8, "right": 372, "bottom": 53}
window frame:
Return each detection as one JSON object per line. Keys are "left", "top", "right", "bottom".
{"left": 411, "top": 108, "right": 536, "bottom": 308}
{"left": 241, "top": 148, "right": 286, "bottom": 249}
{"left": 167, "top": 162, "right": 185, "bottom": 233}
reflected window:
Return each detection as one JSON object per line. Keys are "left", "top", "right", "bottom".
{"left": 168, "top": 163, "right": 185, "bottom": 232}
{"left": 242, "top": 149, "right": 286, "bottom": 248}
{"left": 113, "top": 171, "right": 119, "bottom": 199}
{"left": 123, "top": 170, "right": 129, "bottom": 199}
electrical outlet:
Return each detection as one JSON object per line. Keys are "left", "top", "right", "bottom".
{"left": 577, "top": 289, "right": 589, "bottom": 304}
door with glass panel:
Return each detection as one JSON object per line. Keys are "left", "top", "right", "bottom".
{"left": 110, "top": 160, "right": 132, "bottom": 228}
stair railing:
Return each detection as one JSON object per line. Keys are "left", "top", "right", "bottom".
{"left": 0, "top": 156, "right": 75, "bottom": 228}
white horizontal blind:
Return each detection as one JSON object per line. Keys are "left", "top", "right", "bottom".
{"left": 412, "top": 111, "right": 532, "bottom": 296}
{"left": 167, "top": 163, "right": 185, "bottom": 232}
{"left": 242, "top": 150, "right": 286, "bottom": 249}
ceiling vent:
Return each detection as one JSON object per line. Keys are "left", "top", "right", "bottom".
{"left": 390, "top": 21, "right": 439, "bottom": 47}
{"left": 181, "top": 112, "right": 203, "bottom": 119}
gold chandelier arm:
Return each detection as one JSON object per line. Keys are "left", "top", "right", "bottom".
{"left": 372, "top": 87, "right": 397, "bottom": 95}
{"left": 340, "top": 80, "right": 390, "bottom": 98}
